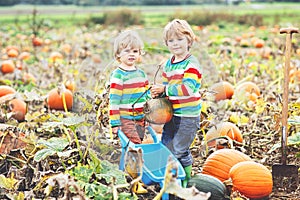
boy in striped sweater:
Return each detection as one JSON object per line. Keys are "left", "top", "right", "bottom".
{"left": 109, "top": 30, "right": 149, "bottom": 144}
{"left": 151, "top": 19, "right": 203, "bottom": 187}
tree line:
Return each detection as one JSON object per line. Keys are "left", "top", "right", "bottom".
{"left": 0, "top": 0, "right": 298, "bottom": 6}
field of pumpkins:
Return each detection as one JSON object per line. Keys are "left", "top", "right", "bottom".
{"left": 0, "top": 7, "right": 300, "bottom": 200}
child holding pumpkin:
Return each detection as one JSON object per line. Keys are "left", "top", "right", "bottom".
{"left": 109, "top": 30, "right": 149, "bottom": 144}
{"left": 151, "top": 19, "right": 202, "bottom": 187}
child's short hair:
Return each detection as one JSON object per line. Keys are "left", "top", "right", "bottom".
{"left": 113, "top": 30, "right": 144, "bottom": 61}
{"left": 163, "top": 19, "right": 197, "bottom": 48}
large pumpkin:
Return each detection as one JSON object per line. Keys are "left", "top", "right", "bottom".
{"left": 143, "top": 98, "right": 173, "bottom": 124}
{"left": 0, "top": 85, "right": 16, "bottom": 97}
{"left": 202, "top": 149, "right": 252, "bottom": 182}
{"left": 229, "top": 161, "right": 273, "bottom": 199}
{"left": 206, "top": 122, "right": 243, "bottom": 143}
{"left": 210, "top": 81, "right": 234, "bottom": 101}
{"left": 187, "top": 173, "right": 229, "bottom": 200}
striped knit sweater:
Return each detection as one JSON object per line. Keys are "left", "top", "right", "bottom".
{"left": 163, "top": 54, "right": 202, "bottom": 117}
{"left": 109, "top": 67, "right": 149, "bottom": 127}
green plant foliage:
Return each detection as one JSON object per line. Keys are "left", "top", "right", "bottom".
{"left": 34, "top": 137, "right": 70, "bottom": 162}
{"left": 68, "top": 160, "right": 132, "bottom": 199}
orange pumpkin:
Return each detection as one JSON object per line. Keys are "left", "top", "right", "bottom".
{"left": 9, "top": 98, "right": 27, "bottom": 122}
{"left": 210, "top": 81, "right": 234, "bottom": 101}
{"left": 18, "top": 52, "right": 31, "bottom": 60}
{"left": 234, "top": 81, "right": 260, "bottom": 103}
{"left": 64, "top": 80, "right": 76, "bottom": 93}
{"left": 253, "top": 39, "right": 265, "bottom": 48}
{"left": 229, "top": 161, "right": 273, "bottom": 199}
{"left": 202, "top": 149, "right": 252, "bottom": 182}
{"left": 206, "top": 121, "right": 243, "bottom": 143}
{"left": 49, "top": 51, "right": 63, "bottom": 62}
{"left": 143, "top": 98, "right": 173, "bottom": 124}
{"left": 32, "top": 37, "right": 43, "bottom": 46}
{"left": 22, "top": 72, "right": 36, "bottom": 84}
{"left": 47, "top": 88, "right": 73, "bottom": 111}
{"left": 0, "top": 85, "right": 16, "bottom": 97}
{"left": 1, "top": 60, "right": 15, "bottom": 74}
{"left": 7, "top": 48, "right": 19, "bottom": 58}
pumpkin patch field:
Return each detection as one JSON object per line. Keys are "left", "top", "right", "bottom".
{"left": 0, "top": 3, "right": 300, "bottom": 200}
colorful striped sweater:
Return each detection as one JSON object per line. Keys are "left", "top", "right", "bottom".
{"left": 109, "top": 67, "right": 149, "bottom": 127}
{"left": 163, "top": 54, "right": 202, "bottom": 117}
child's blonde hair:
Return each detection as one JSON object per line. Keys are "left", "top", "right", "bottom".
{"left": 163, "top": 19, "right": 197, "bottom": 48}
{"left": 113, "top": 30, "right": 144, "bottom": 61}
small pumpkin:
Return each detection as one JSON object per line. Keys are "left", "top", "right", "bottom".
{"left": 187, "top": 173, "right": 229, "bottom": 200}
{"left": 47, "top": 87, "right": 73, "bottom": 111}
{"left": 64, "top": 79, "right": 76, "bottom": 93}
{"left": 206, "top": 121, "right": 243, "bottom": 143}
{"left": 18, "top": 52, "right": 31, "bottom": 60}
{"left": 1, "top": 60, "right": 15, "bottom": 74}
{"left": 7, "top": 48, "right": 19, "bottom": 58}
{"left": 22, "top": 72, "right": 36, "bottom": 84}
{"left": 209, "top": 81, "right": 234, "bottom": 101}
{"left": 9, "top": 98, "right": 27, "bottom": 122}
{"left": 143, "top": 98, "right": 173, "bottom": 124}
{"left": 49, "top": 51, "right": 63, "bottom": 62}
{"left": 202, "top": 149, "right": 252, "bottom": 182}
{"left": 228, "top": 161, "right": 273, "bottom": 199}
{"left": 32, "top": 37, "right": 43, "bottom": 46}
{"left": 0, "top": 85, "right": 16, "bottom": 97}
{"left": 234, "top": 81, "right": 260, "bottom": 103}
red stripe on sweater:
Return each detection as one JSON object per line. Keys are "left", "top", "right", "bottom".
{"left": 186, "top": 68, "right": 202, "bottom": 78}
{"left": 170, "top": 96, "right": 200, "bottom": 104}
{"left": 111, "top": 83, "right": 123, "bottom": 90}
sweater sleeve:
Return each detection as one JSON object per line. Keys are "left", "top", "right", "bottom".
{"left": 109, "top": 71, "right": 123, "bottom": 127}
{"left": 165, "top": 62, "right": 202, "bottom": 97}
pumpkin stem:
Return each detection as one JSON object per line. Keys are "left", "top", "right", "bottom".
{"left": 223, "top": 178, "right": 233, "bottom": 185}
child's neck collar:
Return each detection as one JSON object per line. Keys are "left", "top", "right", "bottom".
{"left": 171, "top": 53, "right": 191, "bottom": 64}
{"left": 119, "top": 65, "right": 137, "bottom": 71}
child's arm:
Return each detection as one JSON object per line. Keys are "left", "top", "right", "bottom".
{"left": 109, "top": 72, "right": 123, "bottom": 130}
{"left": 165, "top": 63, "right": 202, "bottom": 97}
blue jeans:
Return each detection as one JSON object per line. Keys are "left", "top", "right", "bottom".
{"left": 162, "top": 115, "right": 200, "bottom": 167}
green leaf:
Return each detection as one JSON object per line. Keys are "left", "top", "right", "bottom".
{"left": 34, "top": 148, "right": 56, "bottom": 162}
{"left": 288, "top": 132, "right": 300, "bottom": 146}
{"left": 97, "top": 160, "right": 127, "bottom": 185}
{"left": 37, "top": 137, "right": 69, "bottom": 152}
{"left": 70, "top": 164, "right": 94, "bottom": 183}
{"left": 57, "top": 149, "right": 78, "bottom": 158}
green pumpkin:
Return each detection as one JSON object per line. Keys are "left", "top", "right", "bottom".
{"left": 187, "top": 173, "right": 229, "bottom": 200}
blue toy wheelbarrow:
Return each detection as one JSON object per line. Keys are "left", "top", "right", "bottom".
{"left": 118, "top": 126, "right": 186, "bottom": 200}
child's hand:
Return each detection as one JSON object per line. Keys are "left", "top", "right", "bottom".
{"left": 112, "top": 127, "right": 120, "bottom": 134}
{"left": 150, "top": 84, "right": 165, "bottom": 98}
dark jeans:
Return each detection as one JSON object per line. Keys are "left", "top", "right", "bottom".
{"left": 162, "top": 115, "right": 200, "bottom": 167}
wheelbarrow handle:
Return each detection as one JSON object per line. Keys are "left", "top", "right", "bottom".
{"left": 147, "top": 126, "right": 159, "bottom": 144}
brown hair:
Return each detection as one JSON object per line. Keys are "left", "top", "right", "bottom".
{"left": 113, "top": 30, "right": 144, "bottom": 61}
{"left": 163, "top": 19, "right": 198, "bottom": 48}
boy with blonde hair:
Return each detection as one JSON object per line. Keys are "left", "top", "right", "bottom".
{"left": 151, "top": 19, "right": 202, "bottom": 187}
{"left": 109, "top": 30, "right": 149, "bottom": 144}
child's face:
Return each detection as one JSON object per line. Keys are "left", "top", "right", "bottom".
{"left": 119, "top": 47, "right": 140, "bottom": 67}
{"left": 166, "top": 33, "right": 190, "bottom": 57}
